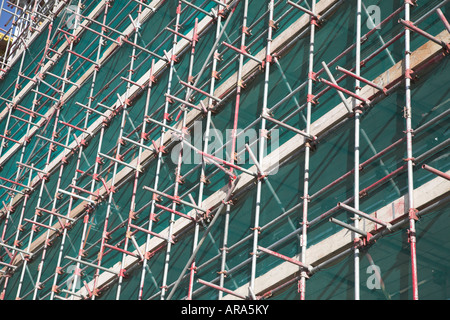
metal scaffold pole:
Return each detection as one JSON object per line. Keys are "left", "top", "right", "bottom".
{"left": 134, "top": 56, "right": 170, "bottom": 299}
{"left": 154, "top": 2, "right": 182, "bottom": 301}
{"left": 134, "top": 58, "right": 156, "bottom": 300}
{"left": 250, "top": 0, "right": 274, "bottom": 295}
{"left": 404, "top": 0, "right": 419, "bottom": 301}
{"left": 299, "top": 0, "right": 317, "bottom": 301}
{"left": 188, "top": 0, "right": 225, "bottom": 301}
{"left": 353, "top": 0, "right": 362, "bottom": 301}
{"left": 160, "top": 1, "right": 198, "bottom": 300}
{"left": 217, "top": 0, "right": 247, "bottom": 300}
{"left": 114, "top": 5, "right": 143, "bottom": 301}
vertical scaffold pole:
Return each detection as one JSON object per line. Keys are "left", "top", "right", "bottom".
{"left": 250, "top": 0, "right": 274, "bottom": 294}
{"left": 162, "top": 2, "right": 202, "bottom": 301}
{"left": 218, "top": 0, "right": 247, "bottom": 300}
{"left": 159, "top": 1, "right": 182, "bottom": 301}
{"left": 187, "top": 3, "right": 224, "bottom": 300}
{"left": 174, "top": 14, "right": 201, "bottom": 300}
{"left": 136, "top": 59, "right": 157, "bottom": 300}
{"left": 115, "top": 3, "right": 143, "bottom": 301}
{"left": 404, "top": 0, "right": 419, "bottom": 301}
{"left": 353, "top": 0, "right": 362, "bottom": 301}
{"left": 299, "top": 0, "right": 317, "bottom": 301}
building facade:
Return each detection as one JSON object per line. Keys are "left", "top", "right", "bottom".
{"left": 0, "top": 0, "right": 449, "bottom": 300}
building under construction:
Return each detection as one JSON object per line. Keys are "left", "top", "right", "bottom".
{"left": 0, "top": 0, "right": 449, "bottom": 301}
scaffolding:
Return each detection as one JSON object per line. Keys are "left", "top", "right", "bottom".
{"left": 0, "top": 0, "right": 449, "bottom": 301}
